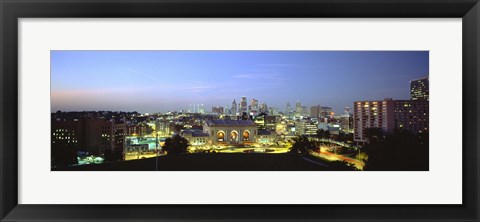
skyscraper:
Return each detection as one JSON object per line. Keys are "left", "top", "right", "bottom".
{"left": 354, "top": 98, "right": 429, "bottom": 143}
{"left": 286, "top": 102, "right": 292, "bottom": 114}
{"left": 295, "top": 101, "right": 302, "bottom": 117}
{"left": 240, "top": 96, "right": 248, "bottom": 113}
{"left": 231, "top": 99, "right": 237, "bottom": 115}
{"left": 410, "top": 77, "right": 429, "bottom": 101}
{"left": 250, "top": 99, "right": 259, "bottom": 116}
{"left": 353, "top": 99, "right": 395, "bottom": 143}
{"left": 259, "top": 103, "right": 268, "bottom": 114}
{"left": 310, "top": 105, "right": 320, "bottom": 118}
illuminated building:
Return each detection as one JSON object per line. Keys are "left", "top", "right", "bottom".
{"left": 180, "top": 129, "right": 211, "bottom": 146}
{"left": 52, "top": 118, "right": 126, "bottom": 155}
{"left": 295, "top": 118, "right": 318, "bottom": 135}
{"left": 240, "top": 96, "right": 248, "bottom": 113}
{"left": 127, "top": 123, "right": 151, "bottom": 136}
{"left": 211, "top": 106, "right": 224, "bottom": 114}
{"left": 250, "top": 98, "right": 259, "bottom": 116}
{"left": 231, "top": 99, "right": 237, "bottom": 115}
{"left": 155, "top": 118, "right": 171, "bottom": 135}
{"left": 286, "top": 102, "right": 292, "bottom": 115}
{"left": 354, "top": 98, "right": 429, "bottom": 143}
{"left": 340, "top": 106, "right": 352, "bottom": 132}
{"left": 353, "top": 99, "right": 395, "bottom": 143}
{"left": 259, "top": 103, "right": 268, "bottom": 114}
{"left": 51, "top": 119, "right": 83, "bottom": 160}
{"left": 203, "top": 119, "right": 257, "bottom": 145}
{"left": 320, "top": 106, "right": 333, "bottom": 120}
{"left": 295, "top": 101, "right": 302, "bottom": 117}
{"left": 257, "top": 129, "right": 278, "bottom": 144}
{"left": 410, "top": 77, "right": 429, "bottom": 101}
{"left": 393, "top": 100, "right": 429, "bottom": 133}
{"left": 310, "top": 105, "right": 320, "bottom": 118}
{"left": 199, "top": 104, "right": 205, "bottom": 114}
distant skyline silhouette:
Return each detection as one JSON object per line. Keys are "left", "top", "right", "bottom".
{"left": 51, "top": 50, "right": 429, "bottom": 114}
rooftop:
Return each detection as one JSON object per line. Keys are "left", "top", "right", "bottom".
{"left": 205, "top": 119, "right": 256, "bottom": 126}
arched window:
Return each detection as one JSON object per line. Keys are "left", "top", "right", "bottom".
{"left": 217, "top": 131, "right": 225, "bottom": 142}
{"left": 230, "top": 131, "right": 238, "bottom": 142}
{"left": 243, "top": 130, "right": 250, "bottom": 140}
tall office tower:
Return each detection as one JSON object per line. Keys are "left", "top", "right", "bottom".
{"left": 250, "top": 99, "right": 259, "bottom": 116}
{"left": 344, "top": 106, "right": 351, "bottom": 114}
{"left": 240, "top": 96, "right": 248, "bottom": 113}
{"left": 320, "top": 106, "right": 333, "bottom": 119}
{"left": 225, "top": 105, "right": 231, "bottom": 115}
{"left": 231, "top": 99, "right": 237, "bottom": 115}
{"left": 410, "top": 77, "right": 429, "bottom": 101}
{"left": 340, "top": 112, "right": 351, "bottom": 131}
{"left": 188, "top": 104, "right": 192, "bottom": 113}
{"left": 310, "top": 105, "right": 320, "bottom": 118}
{"left": 259, "top": 103, "right": 268, "bottom": 114}
{"left": 286, "top": 102, "right": 292, "bottom": 115}
{"left": 295, "top": 101, "right": 302, "bottom": 117}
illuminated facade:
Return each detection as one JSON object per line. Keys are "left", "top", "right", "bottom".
{"left": 354, "top": 98, "right": 429, "bottom": 143}
{"left": 393, "top": 100, "right": 429, "bottom": 134}
{"left": 231, "top": 99, "right": 237, "bottom": 115}
{"left": 240, "top": 96, "right": 248, "bottom": 113}
{"left": 203, "top": 119, "right": 257, "bottom": 145}
{"left": 180, "top": 130, "right": 211, "bottom": 146}
{"left": 410, "top": 77, "right": 429, "bottom": 101}
{"left": 353, "top": 99, "right": 395, "bottom": 143}
{"left": 52, "top": 118, "right": 126, "bottom": 155}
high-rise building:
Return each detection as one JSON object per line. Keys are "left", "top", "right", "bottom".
{"left": 393, "top": 100, "right": 429, "bottom": 133}
{"left": 250, "top": 99, "right": 259, "bottom": 116}
{"left": 231, "top": 99, "right": 237, "bottom": 115}
{"left": 354, "top": 98, "right": 429, "bottom": 143}
{"left": 286, "top": 102, "right": 292, "bottom": 114}
{"left": 295, "top": 118, "right": 318, "bottom": 136}
{"left": 240, "top": 96, "right": 248, "bottom": 113}
{"left": 199, "top": 104, "right": 205, "bottom": 114}
{"left": 259, "top": 103, "right": 268, "bottom": 114}
{"left": 52, "top": 118, "right": 126, "bottom": 156}
{"left": 353, "top": 99, "right": 395, "bottom": 143}
{"left": 310, "top": 105, "right": 320, "bottom": 118}
{"left": 410, "top": 77, "right": 429, "bottom": 101}
{"left": 295, "top": 101, "right": 302, "bottom": 117}
{"left": 225, "top": 105, "right": 231, "bottom": 115}
{"left": 211, "top": 106, "right": 224, "bottom": 114}
{"left": 320, "top": 106, "right": 333, "bottom": 119}
{"left": 340, "top": 106, "right": 352, "bottom": 132}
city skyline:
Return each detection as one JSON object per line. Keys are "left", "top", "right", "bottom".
{"left": 51, "top": 50, "right": 429, "bottom": 113}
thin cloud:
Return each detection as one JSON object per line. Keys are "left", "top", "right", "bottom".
{"left": 256, "top": 63, "right": 295, "bottom": 67}
{"left": 233, "top": 73, "right": 287, "bottom": 81}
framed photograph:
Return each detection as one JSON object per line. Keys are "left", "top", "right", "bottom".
{"left": 1, "top": 0, "right": 479, "bottom": 221}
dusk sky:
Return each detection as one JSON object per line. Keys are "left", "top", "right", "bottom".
{"left": 51, "top": 51, "right": 429, "bottom": 114}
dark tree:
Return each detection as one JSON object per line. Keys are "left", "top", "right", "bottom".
{"left": 104, "top": 148, "right": 123, "bottom": 162}
{"left": 364, "top": 128, "right": 429, "bottom": 171}
{"left": 328, "top": 161, "right": 358, "bottom": 171}
{"left": 324, "top": 130, "right": 331, "bottom": 139}
{"left": 289, "top": 135, "right": 318, "bottom": 154}
{"left": 365, "top": 127, "right": 385, "bottom": 143}
{"left": 52, "top": 146, "right": 78, "bottom": 167}
{"left": 316, "top": 129, "right": 325, "bottom": 139}
{"left": 162, "top": 134, "right": 190, "bottom": 155}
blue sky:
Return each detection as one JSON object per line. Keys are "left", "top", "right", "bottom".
{"left": 51, "top": 51, "right": 428, "bottom": 114}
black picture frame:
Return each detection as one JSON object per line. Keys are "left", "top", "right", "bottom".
{"left": 1, "top": 0, "right": 479, "bottom": 221}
